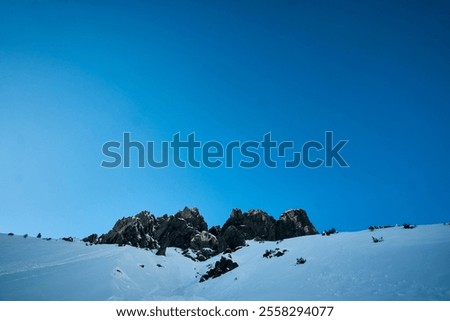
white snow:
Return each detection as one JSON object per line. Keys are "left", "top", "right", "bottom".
{"left": 0, "top": 224, "right": 449, "bottom": 300}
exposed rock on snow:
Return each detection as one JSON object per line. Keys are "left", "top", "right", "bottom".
{"left": 221, "top": 208, "right": 318, "bottom": 244}
{"left": 199, "top": 256, "right": 239, "bottom": 282}
{"left": 93, "top": 206, "right": 318, "bottom": 259}
{"left": 82, "top": 233, "right": 98, "bottom": 244}
{"left": 220, "top": 225, "right": 246, "bottom": 251}
{"left": 263, "top": 248, "right": 288, "bottom": 258}
{"left": 222, "top": 208, "right": 277, "bottom": 241}
{"left": 277, "top": 209, "right": 318, "bottom": 238}
{"left": 99, "top": 211, "right": 159, "bottom": 248}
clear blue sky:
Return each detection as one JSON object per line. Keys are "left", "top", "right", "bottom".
{"left": 1, "top": 0, "right": 449, "bottom": 238}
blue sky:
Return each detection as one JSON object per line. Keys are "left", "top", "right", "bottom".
{"left": 1, "top": 0, "right": 449, "bottom": 238}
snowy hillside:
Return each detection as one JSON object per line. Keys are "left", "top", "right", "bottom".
{"left": 1, "top": 224, "right": 449, "bottom": 300}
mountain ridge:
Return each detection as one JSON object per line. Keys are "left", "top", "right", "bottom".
{"left": 85, "top": 207, "right": 318, "bottom": 261}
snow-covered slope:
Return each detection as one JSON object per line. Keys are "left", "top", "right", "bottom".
{"left": 1, "top": 224, "right": 449, "bottom": 300}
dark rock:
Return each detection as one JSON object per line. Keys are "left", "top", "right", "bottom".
{"left": 208, "top": 225, "right": 221, "bottom": 237}
{"left": 190, "top": 231, "right": 219, "bottom": 252}
{"left": 154, "top": 207, "right": 208, "bottom": 250}
{"left": 8, "top": 233, "right": 14, "bottom": 236}
{"left": 90, "top": 206, "right": 318, "bottom": 260}
{"left": 37, "top": 233, "right": 41, "bottom": 238}
{"left": 372, "top": 236, "right": 384, "bottom": 243}
{"left": 296, "top": 257, "right": 307, "bottom": 265}
{"left": 177, "top": 207, "right": 208, "bottom": 231}
{"left": 276, "top": 209, "right": 318, "bottom": 239}
{"left": 154, "top": 215, "right": 195, "bottom": 249}
{"left": 322, "top": 228, "right": 337, "bottom": 236}
{"left": 263, "top": 248, "right": 287, "bottom": 259}
{"left": 82, "top": 234, "right": 98, "bottom": 244}
{"left": 62, "top": 237, "right": 74, "bottom": 242}
{"left": 195, "top": 247, "right": 216, "bottom": 261}
{"left": 181, "top": 247, "right": 216, "bottom": 262}
{"left": 263, "top": 249, "right": 272, "bottom": 258}
{"left": 403, "top": 223, "right": 416, "bottom": 229}
{"left": 156, "top": 246, "right": 166, "bottom": 256}
{"left": 369, "top": 225, "right": 393, "bottom": 232}
{"left": 23, "top": 234, "right": 28, "bottom": 238}
{"left": 222, "top": 209, "right": 277, "bottom": 241}
{"left": 199, "top": 256, "right": 239, "bottom": 282}
{"left": 99, "top": 211, "right": 159, "bottom": 249}
{"left": 274, "top": 249, "right": 287, "bottom": 257}
{"left": 213, "top": 207, "right": 317, "bottom": 249}
{"left": 220, "top": 225, "right": 246, "bottom": 251}
{"left": 181, "top": 249, "right": 197, "bottom": 261}
{"left": 139, "top": 264, "right": 144, "bottom": 268}
{"left": 196, "top": 254, "right": 207, "bottom": 261}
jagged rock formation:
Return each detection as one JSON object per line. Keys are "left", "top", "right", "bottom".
{"left": 220, "top": 225, "right": 246, "bottom": 251}
{"left": 199, "top": 256, "right": 239, "bottom": 282}
{"left": 276, "top": 209, "right": 318, "bottom": 239}
{"left": 219, "top": 208, "right": 318, "bottom": 246}
{"left": 190, "top": 231, "right": 219, "bottom": 252}
{"left": 98, "top": 211, "right": 159, "bottom": 248}
{"left": 92, "top": 206, "right": 318, "bottom": 260}
{"left": 155, "top": 207, "right": 208, "bottom": 249}
{"left": 222, "top": 209, "right": 277, "bottom": 241}
{"left": 82, "top": 233, "right": 98, "bottom": 244}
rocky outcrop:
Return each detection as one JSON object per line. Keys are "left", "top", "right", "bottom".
{"left": 199, "top": 256, "right": 239, "bottom": 282}
{"left": 82, "top": 233, "right": 98, "bottom": 244}
{"left": 99, "top": 211, "right": 159, "bottom": 248}
{"left": 98, "top": 207, "right": 209, "bottom": 252}
{"left": 208, "top": 225, "right": 221, "bottom": 237}
{"left": 222, "top": 209, "right": 277, "bottom": 241}
{"left": 276, "top": 209, "right": 318, "bottom": 239}
{"left": 263, "top": 248, "right": 288, "bottom": 258}
{"left": 220, "top": 225, "right": 246, "bottom": 251}
{"left": 219, "top": 208, "right": 317, "bottom": 247}
{"left": 155, "top": 207, "right": 208, "bottom": 250}
{"left": 91, "top": 206, "right": 317, "bottom": 259}
{"left": 190, "top": 231, "right": 219, "bottom": 251}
